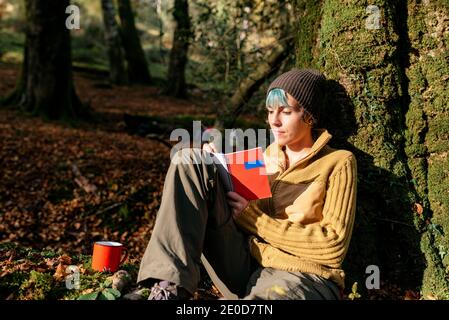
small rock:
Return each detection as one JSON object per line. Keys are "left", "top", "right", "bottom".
{"left": 112, "top": 270, "right": 131, "bottom": 291}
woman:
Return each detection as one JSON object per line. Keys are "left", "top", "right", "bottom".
{"left": 137, "top": 69, "right": 357, "bottom": 300}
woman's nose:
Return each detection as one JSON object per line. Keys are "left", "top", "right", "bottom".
{"left": 270, "top": 114, "right": 282, "bottom": 127}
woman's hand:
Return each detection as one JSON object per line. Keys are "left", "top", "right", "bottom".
{"left": 226, "top": 191, "right": 249, "bottom": 219}
{"left": 202, "top": 142, "right": 218, "bottom": 153}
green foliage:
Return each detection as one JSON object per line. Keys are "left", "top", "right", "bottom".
{"left": 71, "top": 26, "right": 107, "bottom": 69}
{"left": 0, "top": 272, "right": 30, "bottom": 299}
{"left": 118, "top": 204, "right": 130, "bottom": 222}
{"left": 20, "top": 271, "right": 55, "bottom": 300}
{"left": 0, "top": 244, "right": 135, "bottom": 300}
{"left": 191, "top": 0, "right": 247, "bottom": 89}
{"left": 0, "top": 31, "right": 25, "bottom": 64}
{"left": 77, "top": 278, "right": 121, "bottom": 300}
{"left": 189, "top": 0, "right": 293, "bottom": 95}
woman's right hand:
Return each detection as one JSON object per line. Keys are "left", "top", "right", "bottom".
{"left": 202, "top": 142, "right": 218, "bottom": 153}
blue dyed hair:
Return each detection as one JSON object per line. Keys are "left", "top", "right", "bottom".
{"left": 265, "top": 88, "right": 290, "bottom": 110}
{"left": 266, "top": 88, "right": 316, "bottom": 126}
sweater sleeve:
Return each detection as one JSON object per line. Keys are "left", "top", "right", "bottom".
{"left": 235, "top": 155, "right": 357, "bottom": 266}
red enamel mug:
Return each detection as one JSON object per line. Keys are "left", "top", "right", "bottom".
{"left": 92, "top": 241, "right": 128, "bottom": 273}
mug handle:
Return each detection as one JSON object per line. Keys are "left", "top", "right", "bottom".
{"left": 120, "top": 247, "right": 129, "bottom": 265}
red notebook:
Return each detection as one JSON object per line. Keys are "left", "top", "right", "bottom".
{"left": 212, "top": 147, "right": 272, "bottom": 200}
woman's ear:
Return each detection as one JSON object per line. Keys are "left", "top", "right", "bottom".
{"left": 302, "top": 110, "right": 315, "bottom": 126}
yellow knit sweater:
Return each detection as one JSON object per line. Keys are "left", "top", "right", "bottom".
{"left": 235, "top": 129, "right": 357, "bottom": 289}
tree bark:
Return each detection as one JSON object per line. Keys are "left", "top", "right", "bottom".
{"left": 317, "top": 0, "right": 424, "bottom": 293}
{"left": 165, "top": 0, "right": 191, "bottom": 98}
{"left": 293, "top": 0, "right": 449, "bottom": 298}
{"left": 405, "top": 0, "right": 449, "bottom": 298}
{"left": 101, "top": 0, "right": 127, "bottom": 85}
{"left": 295, "top": 0, "right": 322, "bottom": 68}
{"left": 2, "top": 0, "right": 87, "bottom": 120}
{"left": 117, "top": 0, "right": 152, "bottom": 84}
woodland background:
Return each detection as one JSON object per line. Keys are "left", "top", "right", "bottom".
{"left": 0, "top": 0, "right": 448, "bottom": 300}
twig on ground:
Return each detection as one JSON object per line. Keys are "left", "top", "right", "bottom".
{"left": 70, "top": 162, "right": 98, "bottom": 194}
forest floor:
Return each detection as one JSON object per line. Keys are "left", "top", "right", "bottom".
{"left": 0, "top": 63, "right": 416, "bottom": 300}
{"left": 0, "top": 62, "right": 221, "bottom": 300}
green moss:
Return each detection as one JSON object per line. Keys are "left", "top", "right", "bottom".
{"left": 312, "top": 0, "right": 428, "bottom": 292}
{"left": 19, "top": 271, "right": 54, "bottom": 300}
{"left": 428, "top": 157, "right": 449, "bottom": 231}
{"left": 319, "top": 0, "right": 407, "bottom": 173}
{"left": 407, "top": 158, "right": 428, "bottom": 198}
{"left": 420, "top": 234, "right": 449, "bottom": 299}
{"left": 0, "top": 272, "right": 30, "bottom": 299}
{"left": 405, "top": 0, "right": 449, "bottom": 298}
{"left": 295, "top": 0, "right": 323, "bottom": 68}
{"left": 427, "top": 121, "right": 449, "bottom": 153}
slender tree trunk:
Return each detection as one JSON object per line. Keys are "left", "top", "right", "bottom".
{"left": 165, "top": 0, "right": 191, "bottom": 98}
{"left": 117, "top": 0, "right": 152, "bottom": 84}
{"left": 2, "top": 0, "right": 87, "bottom": 120}
{"left": 101, "top": 0, "right": 127, "bottom": 85}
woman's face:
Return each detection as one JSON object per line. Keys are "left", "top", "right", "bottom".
{"left": 267, "top": 93, "right": 311, "bottom": 148}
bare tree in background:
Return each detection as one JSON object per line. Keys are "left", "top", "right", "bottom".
{"left": 117, "top": 0, "right": 152, "bottom": 84}
{"left": 101, "top": 0, "right": 127, "bottom": 85}
{"left": 165, "top": 0, "right": 192, "bottom": 98}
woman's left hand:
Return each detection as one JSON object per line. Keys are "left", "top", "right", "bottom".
{"left": 226, "top": 191, "right": 249, "bottom": 219}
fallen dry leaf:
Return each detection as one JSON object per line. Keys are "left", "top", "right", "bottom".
{"left": 45, "top": 258, "right": 59, "bottom": 268}
{"left": 404, "top": 290, "right": 420, "bottom": 300}
{"left": 81, "top": 288, "right": 94, "bottom": 295}
{"left": 414, "top": 203, "right": 424, "bottom": 215}
{"left": 53, "top": 263, "right": 66, "bottom": 281}
{"left": 58, "top": 255, "right": 72, "bottom": 265}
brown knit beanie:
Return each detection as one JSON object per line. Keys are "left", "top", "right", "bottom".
{"left": 267, "top": 68, "right": 325, "bottom": 122}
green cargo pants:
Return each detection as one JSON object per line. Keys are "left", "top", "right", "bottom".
{"left": 137, "top": 148, "right": 341, "bottom": 300}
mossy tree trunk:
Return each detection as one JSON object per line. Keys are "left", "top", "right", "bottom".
{"left": 165, "top": 0, "right": 191, "bottom": 98}
{"left": 2, "top": 0, "right": 87, "bottom": 120}
{"left": 117, "top": 0, "right": 152, "bottom": 84}
{"left": 319, "top": 0, "right": 420, "bottom": 292}
{"left": 405, "top": 0, "right": 449, "bottom": 299}
{"left": 294, "top": 0, "right": 449, "bottom": 298}
{"left": 295, "top": 0, "right": 322, "bottom": 69}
